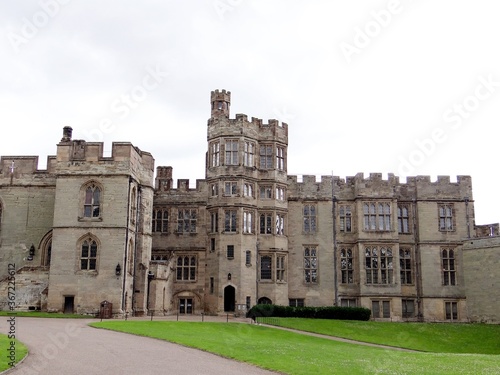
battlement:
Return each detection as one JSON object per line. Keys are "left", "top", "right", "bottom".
{"left": 155, "top": 166, "right": 206, "bottom": 193}
{"left": 56, "top": 127, "right": 153, "bottom": 167}
{"left": 0, "top": 156, "right": 57, "bottom": 176}
{"left": 287, "top": 173, "right": 473, "bottom": 201}
{"left": 207, "top": 114, "right": 288, "bottom": 144}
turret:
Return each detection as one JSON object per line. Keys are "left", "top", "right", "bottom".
{"left": 210, "top": 89, "right": 231, "bottom": 118}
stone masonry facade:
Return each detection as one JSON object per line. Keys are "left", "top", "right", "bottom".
{"left": 0, "top": 90, "right": 498, "bottom": 322}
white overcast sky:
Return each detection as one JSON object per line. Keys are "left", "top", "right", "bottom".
{"left": 1, "top": 0, "right": 499, "bottom": 225}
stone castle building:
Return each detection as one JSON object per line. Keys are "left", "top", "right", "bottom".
{"left": 0, "top": 90, "right": 498, "bottom": 322}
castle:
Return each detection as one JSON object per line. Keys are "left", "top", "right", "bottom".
{"left": 0, "top": 90, "right": 498, "bottom": 322}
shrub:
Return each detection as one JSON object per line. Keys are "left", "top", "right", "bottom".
{"left": 247, "top": 304, "right": 370, "bottom": 321}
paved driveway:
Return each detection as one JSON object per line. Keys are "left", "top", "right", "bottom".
{"left": 1, "top": 317, "right": 278, "bottom": 375}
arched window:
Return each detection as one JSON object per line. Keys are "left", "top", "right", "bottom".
{"left": 128, "top": 239, "right": 134, "bottom": 275}
{"left": 40, "top": 231, "right": 53, "bottom": 267}
{"left": 80, "top": 237, "right": 98, "bottom": 270}
{"left": 130, "top": 187, "right": 137, "bottom": 224}
{"left": 83, "top": 183, "right": 101, "bottom": 218}
{"left": 258, "top": 297, "right": 272, "bottom": 305}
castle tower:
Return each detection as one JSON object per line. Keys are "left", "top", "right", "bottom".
{"left": 205, "top": 89, "right": 289, "bottom": 314}
{"left": 210, "top": 89, "right": 231, "bottom": 118}
{"left": 47, "top": 127, "right": 155, "bottom": 316}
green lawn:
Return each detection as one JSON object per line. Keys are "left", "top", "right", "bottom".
{"left": 0, "top": 334, "right": 28, "bottom": 371}
{"left": 257, "top": 317, "right": 500, "bottom": 354}
{"left": 91, "top": 321, "right": 500, "bottom": 375}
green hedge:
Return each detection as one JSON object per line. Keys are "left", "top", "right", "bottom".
{"left": 247, "top": 304, "right": 371, "bottom": 321}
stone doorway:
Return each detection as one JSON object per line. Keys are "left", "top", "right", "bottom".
{"left": 64, "top": 296, "right": 74, "bottom": 314}
{"left": 224, "top": 286, "right": 235, "bottom": 312}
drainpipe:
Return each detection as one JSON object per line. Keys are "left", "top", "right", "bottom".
{"left": 332, "top": 177, "right": 338, "bottom": 306}
{"left": 255, "top": 240, "right": 259, "bottom": 305}
{"left": 413, "top": 197, "right": 423, "bottom": 321}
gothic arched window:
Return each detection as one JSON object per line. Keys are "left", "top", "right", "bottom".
{"left": 83, "top": 183, "right": 101, "bottom": 218}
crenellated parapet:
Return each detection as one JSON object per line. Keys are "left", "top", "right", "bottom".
{"left": 154, "top": 166, "right": 207, "bottom": 199}
{"left": 0, "top": 156, "right": 57, "bottom": 175}
{"left": 0, "top": 155, "right": 57, "bottom": 186}
{"left": 55, "top": 127, "right": 154, "bottom": 185}
{"left": 402, "top": 175, "right": 472, "bottom": 200}
{"left": 287, "top": 172, "right": 473, "bottom": 202}
{"left": 287, "top": 175, "right": 335, "bottom": 200}
{"left": 208, "top": 114, "right": 288, "bottom": 143}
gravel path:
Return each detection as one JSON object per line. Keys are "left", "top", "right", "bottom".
{"left": 1, "top": 317, "right": 278, "bottom": 375}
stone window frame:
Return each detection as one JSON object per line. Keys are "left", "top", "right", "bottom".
{"left": 177, "top": 208, "right": 197, "bottom": 234}
{"left": 224, "top": 181, "right": 238, "bottom": 196}
{"left": 127, "top": 238, "right": 134, "bottom": 275}
{"left": 304, "top": 246, "right": 318, "bottom": 284}
{"left": 210, "top": 183, "right": 219, "bottom": 197}
{"left": 227, "top": 245, "right": 234, "bottom": 259}
{"left": 77, "top": 234, "right": 100, "bottom": 273}
{"left": 275, "top": 185, "right": 286, "bottom": 201}
{"left": 438, "top": 203, "right": 455, "bottom": 232}
{"left": 340, "top": 247, "right": 354, "bottom": 284}
{"left": 259, "top": 185, "right": 273, "bottom": 199}
{"left": 365, "top": 246, "right": 394, "bottom": 285}
{"left": 79, "top": 181, "right": 103, "bottom": 221}
{"left": 130, "top": 186, "right": 137, "bottom": 225}
{"left": 176, "top": 255, "right": 197, "bottom": 282}
{"left": 276, "top": 213, "right": 285, "bottom": 235}
{"left": 245, "top": 250, "right": 252, "bottom": 266}
{"left": 397, "top": 204, "right": 411, "bottom": 234}
{"left": 402, "top": 299, "right": 416, "bottom": 318}
{"left": 243, "top": 141, "right": 255, "bottom": 167}
{"left": 340, "top": 298, "right": 357, "bottom": 307}
{"left": 260, "top": 254, "right": 272, "bottom": 281}
{"left": 225, "top": 139, "right": 239, "bottom": 166}
{"left": 224, "top": 209, "right": 237, "bottom": 233}
{"left": 243, "top": 210, "right": 254, "bottom": 234}
{"left": 372, "top": 300, "right": 391, "bottom": 318}
{"left": 289, "top": 298, "right": 305, "bottom": 307}
{"left": 399, "top": 247, "right": 413, "bottom": 285}
{"left": 363, "top": 202, "right": 391, "bottom": 232}
{"left": 276, "top": 254, "right": 286, "bottom": 282}
{"left": 303, "top": 204, "right": 317, "bottom": 234}
{"left": 339, "top": 205, "right": 352, "bottom": 232}
{"left": 276, "top": 145, "right": 285, "bottom": 171}
{"left": 39, "top": 230, "right": 53, "bottom": 267}
{"left": 442, "top": 247, "right": 457, "bottom": 286}
{"left": 445, "top": 301, "right": 458, "bottom": 320}
{"left": 259, "top": 212, "right": 273, "bottom": 235}
{"left": 259, "top": 144, "right": 273, "bottom": 169}
{"left": 209, "top": 211, "right": 218, "bottom": 234}
{"left": 209, "top": 141, "right": 220, "bottom": 167}
{"left": 152, "top": 208, "right": 169, "bottom": 233}
{"left": 243, "top": 182, "right": 254, "bottom": 198}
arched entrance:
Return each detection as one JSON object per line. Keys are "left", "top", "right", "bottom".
{"left": 224, "top": 285, "right": 235, "bottom": 312}
{"left": 258, "top": 297, "right": 272, "bottom": 305}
